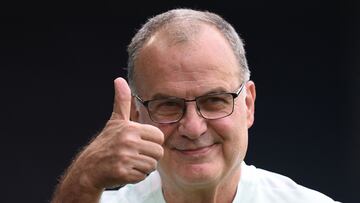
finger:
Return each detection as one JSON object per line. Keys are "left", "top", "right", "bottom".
{"left": 139, "top": 124, "right": 165, "bottom": 145}
{"left": 132, "top": 154, "right": 158, "bottom": 175}
{"left": 138, "top": 140, "right": 164, "bottom": 161}
{"left": 113, "top": 77, "right": 131, "bottom": 120}
{"left": 122, "top": 168, "right": 148, "bottom": 184}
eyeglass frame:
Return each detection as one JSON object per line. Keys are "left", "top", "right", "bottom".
{"left": 132, "top": 82, "right": 246, "bottom": 124}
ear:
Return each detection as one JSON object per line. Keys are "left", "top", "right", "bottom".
{"left": 245, "top": 81, "right": 256, "bottom": 128}
{"left": 130, "top": 97, "right": 140, "bottom": 122}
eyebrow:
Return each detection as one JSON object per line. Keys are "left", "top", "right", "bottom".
{"left": 150, "top": 87, "right": 229, "bottom": 100}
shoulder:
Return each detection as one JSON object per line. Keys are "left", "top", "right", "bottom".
{"left": 99, "top": 171, "right": 165, "bottom": 203}
{"left": 235, "top": 162, "right": 340, "bottom": 203}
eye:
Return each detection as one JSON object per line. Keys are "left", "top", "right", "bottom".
{"left": 160, "top": 100, "right": 182, "bottom": 107}
{"left": 198, "top": 94, "right": 231, "bottom": 111}
{"left": 149, "top": 99, "right": 183, "bottom": 112}
{"left": 206, "top": 96, "right": 227, "bottom": 103}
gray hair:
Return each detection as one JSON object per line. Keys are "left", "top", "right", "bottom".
{"left": 127, "top": 8, "right": 250, "bottom": 92}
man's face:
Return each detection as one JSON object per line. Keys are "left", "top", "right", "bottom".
{"left": 132, "top": 25, "right": 256, "bottom": 188}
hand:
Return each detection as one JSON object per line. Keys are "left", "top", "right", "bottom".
{"left": 72, "top": 77, "right": 164, "bottom": 190}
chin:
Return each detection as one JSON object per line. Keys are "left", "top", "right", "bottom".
{"left": 159, "top": 144, "right": 235, "bottom": 187}
{"left": 172, "top": 162, "right": 225, "bottom": 187}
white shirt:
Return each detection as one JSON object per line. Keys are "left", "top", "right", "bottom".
{"left": 100, "top": 162, "right": 340, "bottom": 203}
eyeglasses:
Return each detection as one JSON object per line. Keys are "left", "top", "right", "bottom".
{"left": 133, "top": 82, "right": 246, "bottom": 124}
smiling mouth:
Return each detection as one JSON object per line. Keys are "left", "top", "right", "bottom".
{"left": 174, "top": 144, "right": 218, "bottom": 156}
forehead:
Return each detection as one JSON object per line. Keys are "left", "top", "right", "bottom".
{"left": 134, "top": 24, "right": 241, "bottom": 99}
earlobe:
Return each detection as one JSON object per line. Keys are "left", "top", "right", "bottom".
{"left": 245, "top": 81, "right": 256, "bottom": 128}
{"left": 130, "top": 98, "right": 140, "bottom": 122}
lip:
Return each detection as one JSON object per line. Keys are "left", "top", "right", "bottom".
{"left": 174, "top": 144, "right": 217, "bottom": 157}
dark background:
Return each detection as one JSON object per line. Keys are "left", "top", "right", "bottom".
{"left": 1, "top": 1, "right": 359, "bottom": 202}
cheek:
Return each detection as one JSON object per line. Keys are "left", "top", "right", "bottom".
{"left": 211, "top": 111, "right": 248, "bottom": 160}
{"left": 211, "top": 107, "right": 247, "bottom": 140}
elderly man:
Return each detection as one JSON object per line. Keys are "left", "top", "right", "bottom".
{"left": 52, "top": 9, "right": 339, "bottom": 203}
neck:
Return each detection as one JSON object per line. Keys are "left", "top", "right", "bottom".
{"left": 161, "top": 167, "right": 241, "bottom": 203}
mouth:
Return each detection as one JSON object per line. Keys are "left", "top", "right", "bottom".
{"left": 174, "top": 144, "right": 218, "bottom": 157}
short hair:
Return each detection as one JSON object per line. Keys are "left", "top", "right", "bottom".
{"left": 127, "top": 8, "right": 250, "bottom": 92}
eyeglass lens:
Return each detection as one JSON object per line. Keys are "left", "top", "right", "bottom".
{"left": 147, "top": 93, "right": 234, "bottom": 123}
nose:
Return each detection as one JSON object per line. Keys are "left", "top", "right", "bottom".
{"left": 178, "top": 102, "right": 207, "bottom": 140}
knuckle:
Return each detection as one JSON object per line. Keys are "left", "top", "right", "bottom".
{"left": 149, "top": 159, "right": 157, "bottom": 170}
{"left": 121, "top": 136, "right": 138, "bottom": 149}
{"left": 121, "top": 122, "right": 135, "bottom": 132}
{"left": 118, "top": 153, "right": 133, "bottom": 165}
{"left": 154, "top": 128, "right": 165, "bottom": 144}
{"left": 155, "top": 146, "right": 164, "bottom": 159}
{"left": 158, "top": 146, "right": 164, "bottom": 158}
{"left": 114, "top": 165, "right": 129, "bottom": 181}
{"left": 157, "top": 134, "right": 165, "bottom": 145}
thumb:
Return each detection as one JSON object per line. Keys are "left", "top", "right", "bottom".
{"left": 112, "top": 77, "right": 131, "bottom": 120}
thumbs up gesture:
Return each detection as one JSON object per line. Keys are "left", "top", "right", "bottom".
{"left": 61, "top": 78, "right": 164, "bottom": 192}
